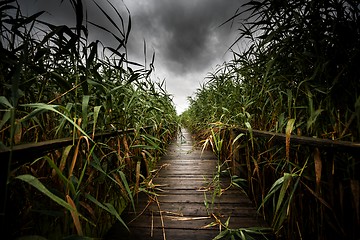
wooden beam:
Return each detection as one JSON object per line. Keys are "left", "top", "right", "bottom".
{"left": 0, "top": 126, "right": 152, "bottom": 168}
{"left": 232, "top": 128, "right": 360, "bottom": 152}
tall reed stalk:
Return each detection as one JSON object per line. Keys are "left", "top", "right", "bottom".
{"left": 1, "top": 0, "right": 178, "bottom": 239}
{"left": 182, "top": 0, "right": 360, "bottom": 239}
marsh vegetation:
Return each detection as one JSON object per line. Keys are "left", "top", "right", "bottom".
{"left": 1, "top": 0, "right": 178, "bottom": 238}
{"left": 182, "top": 0, "right": 360, "bottom": 239}
{"left": 2, "top": 0, "right": 360, "bottom": 239}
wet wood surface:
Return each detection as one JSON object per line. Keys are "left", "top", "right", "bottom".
{"left": 105, "top": 129, "right": 267, "bottom": 240}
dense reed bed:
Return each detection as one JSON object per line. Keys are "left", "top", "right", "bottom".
{"left": 0, "top": 0, "right": 178, "bottom": 239}
{"left": 182, "top": 0, "right": 360, "bottom": 239}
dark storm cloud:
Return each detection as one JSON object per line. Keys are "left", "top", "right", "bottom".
{"left": 17, "top": 0, "right": 89, "bottom": 26}
{"left": 17, "top": 0, "right": 241, "bottom": 75}
{"left": 17, "top": 0, "right": 128, "bottom": 45}
{"left": 125, "top": 0, "right": 241, "bottom": 75}
{"left": 15, "top": 0, "right": 244, "bottom": 113}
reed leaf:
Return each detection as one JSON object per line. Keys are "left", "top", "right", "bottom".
{"left": 0, "top": 96, "right": 13, "bottom": 108}
{"left": 118, "top": 170, "right": 135, "bottom": 213}
{"left": 66, "top": 195, "right": 83, "bottom": 236}
{"left": 20, "top": 103, "right": 93, "bottom": 142}
{"left": 16, "top": 174, "right": 75, "bottom": 212}
{"left": 91, "top": 105, "right": 101, "bottom": 139}
{"left": 81, "top": 95, "right": 90, "bottom": 130}
{"left": 44, "top": 155, "right": 76, "bottom": 196}
{"left": 85, "top": 193, "right": 128, "bottom": 231}
{"left": 285, "top": 118, "right": 295, "bottom": 162}
{"left": 314, "top": 148, "right": 322, "bottom": 194}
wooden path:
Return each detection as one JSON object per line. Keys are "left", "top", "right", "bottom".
{"left": 105, "top": 129, "right": 267, "bottom": 240}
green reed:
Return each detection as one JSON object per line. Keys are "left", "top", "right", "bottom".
{"left": 182, "top": 0, "right": 360, "bottom": 239}
{"left": 1, "top": 0, "right": 178, "bottom": 239}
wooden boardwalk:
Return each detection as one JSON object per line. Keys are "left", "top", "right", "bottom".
{"left": 105, "top": 129, "right": 267, "bottom": 240}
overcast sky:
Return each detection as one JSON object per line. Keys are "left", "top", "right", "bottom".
{"left": 18, "top": 0, "right": 243, "bottom": 114}
{"left": 124, "top": 0, "right": 242, "bottom": 114}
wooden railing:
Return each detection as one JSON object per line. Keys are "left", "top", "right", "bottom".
{"left": 0, "top": 126, "right": 152, "bottom": 227}
{"left": 232, "top": 127, "right": 360, "bottom": 152}
{"left": 227, "top": 127, "right": 360, "bottom": 239}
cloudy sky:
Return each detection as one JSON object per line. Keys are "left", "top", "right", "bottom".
{"left": 18, "top": 0, "right": 243, "bottom": 114}
{"left": 123, "top": 0, "right": 242, "bottom": 114}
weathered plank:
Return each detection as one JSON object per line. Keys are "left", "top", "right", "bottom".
{"left": 127, "top": 215, "right": 265, "bottom": 229}
{"left": 128, "top": 202, "right": 258, "bottom": 217}
{"left": 104, "top": 129, "right": 269, "bottom": 240}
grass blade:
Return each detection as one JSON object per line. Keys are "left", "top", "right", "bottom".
{"left": 16, "top": 174, "right": 74, "bottom": 211}
{"left": 66, "top": 194, "right": 83, "bottom": 236}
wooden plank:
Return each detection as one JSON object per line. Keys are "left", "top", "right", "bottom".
{"left": 157, "top": 159, "right": 217, "bottom": 165}
{"left": 142, "top": 228, "right": 218, "bottom": 240}
{"left": 155, "top": 162, "right": 217, "bottom": 169}
{"left": 106, "top": 225, "right": 271, "bottom": 240}
{"left": 134, "top": 193, "right": 254, "bottom": 205}
{"left": 126, "top": 215, "right": 265, "bottom": 229}
{"left": 128, "top": 202, "right": 259, "bottom": 217}
{"left": 161, "top": 155, "right": 217, "bottom": 160}
{"left": 156, "top": 170, "right": 216, "bottom": 177}
{"left": 105, "top": 225, "right": 219, "bottom": 240}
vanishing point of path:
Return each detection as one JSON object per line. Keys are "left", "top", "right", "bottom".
{"left": 105, "top": 129, "right": 267, "bottom": 240}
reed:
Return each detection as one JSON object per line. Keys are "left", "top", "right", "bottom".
{"left": 182, "top": 0, "right": 360, "bottom": 239}
{"left": 1, "top": 0, "right": 178, "bottom": 239}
